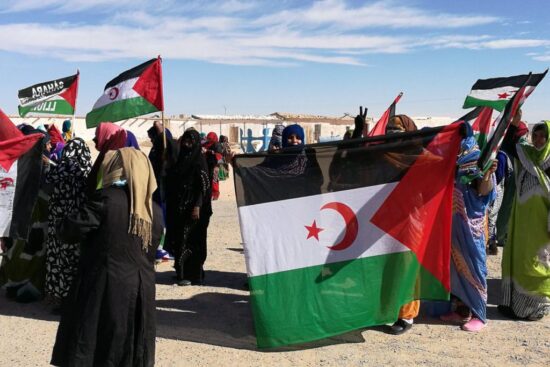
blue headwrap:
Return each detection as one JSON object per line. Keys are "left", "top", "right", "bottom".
{"left": 125, "top": 130, "right": 140, "bottom": 150}
{"left": 62, "top": 120, "right": 72, "bottom": 133}
{"left": 282, "top": 124, "right": 305, "bottom": 148}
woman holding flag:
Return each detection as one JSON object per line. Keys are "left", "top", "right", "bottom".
{"left": 440, "top": 124, "right": 496, "bottom": 332}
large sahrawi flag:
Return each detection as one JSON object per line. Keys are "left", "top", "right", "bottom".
{"left": 462, "top": 70, "right": 547, "bottom": 111}
{"left": 0, "top": 110, "right": 44, "bottom": 240}
{"left": 234, "top": 124, "right": 462, "bottom": 348}
{"left": 18, "top": 72, "right": 79, "bottom": 117}
{"left": 86, "top": 57, "right": 164, "bottom": 128}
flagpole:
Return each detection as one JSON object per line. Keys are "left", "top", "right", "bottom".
{"left": 162, "top": 110, "right": 166, "bottom": 150}
{"left": 72, "top": 70, "right": 80, "bottom": 139}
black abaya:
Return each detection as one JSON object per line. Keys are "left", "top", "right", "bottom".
{"left": 50, "top": 186, "right": 163, "bottom": 367}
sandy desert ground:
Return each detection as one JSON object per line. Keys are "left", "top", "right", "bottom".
{"left": 0, "top": 172, "right": 549, "bottom": 367}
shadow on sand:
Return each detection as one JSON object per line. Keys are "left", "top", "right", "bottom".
{"left": 155, "top": 291, "right": 368, "bottom": 351}
{"left": 0, "top": 294, "right": 60, "bottom": 322}
{"left": 155, "top": 269, "right": 248, "bottom": 291}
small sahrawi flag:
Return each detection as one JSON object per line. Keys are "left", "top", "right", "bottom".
{"left": 462, "top": 70, "right": 547, "bottom": 111}
{"left": 18, "top": 72, "right": 79, "bottom": 117}
{"left": 234, "top": 125, "right": 462, "bottom": 348}
{"left": 368, "top": 92, "right": 403, "bottom": 137}
{"left": 0, "top": 110, "right": 44, "bottom": 240}
{"left": 455, "top": 106, "right": 494, "bottom": 150}
{"left": 86, "top": 57, "right": 163, "bottom": 128}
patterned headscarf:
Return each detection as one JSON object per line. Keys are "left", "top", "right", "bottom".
{"left": 47, "top": 138, "right": 92, "bottom": 209}
{"left": 62, "top": 138, "right": 92, "bottom": 175}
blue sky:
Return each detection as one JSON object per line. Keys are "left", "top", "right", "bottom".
{"left": 0, "top": 0, "right": 549, "bottom": 123}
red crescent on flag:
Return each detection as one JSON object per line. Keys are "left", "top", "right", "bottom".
{"left": 0, "top": 178, "right": 14, "bottom": 190}
{"left": 321, "top": 202, "right": 359, "bottom": 251}
{"left": 108, "top": 87, "right": 120, "bottom": 100}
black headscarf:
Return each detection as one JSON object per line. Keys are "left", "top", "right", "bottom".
{"left": 176, "top": 130, "right": 206, "bottom": 176}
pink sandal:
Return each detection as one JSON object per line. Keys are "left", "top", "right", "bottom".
{"left": 461, "top": 317, "right": 485, "bottom": 332}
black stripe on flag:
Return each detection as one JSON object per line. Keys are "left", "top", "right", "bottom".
{"left": 234, "top": 126, "right": 445, "bottom": 207}
{"left": 18, "top": 74, "right": 78, "bottom": 106}
{"left": 105, "top": 58, "right": 157, "bottom": 90}
{"left": 471, "top": 71, "right": 547, "bottom": 90}
{"left": 9, "top": 138, "right": 45, "bottom": 240}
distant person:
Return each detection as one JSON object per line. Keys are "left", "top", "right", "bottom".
{"left": 164, "top": 129, "right": 210, "bottom": 286}
{"left": 51, "top": 148, "right": 163, "bottom": 367}
{"left": 147, "top": 120, "right": 173, "bottom": 201}
{"left": 202, "top": 132, "right": 223, "bottom": 200}
{"left": 218, "top": 135, "right": 231, "bottom": 181}
{"left": 62, "top": 120, "right": 72, "bottom": 142}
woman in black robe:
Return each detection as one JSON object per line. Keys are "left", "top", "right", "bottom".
{"left": 164, "top": 129, "right": 210, "bottom": 286}
{"left": 50, "top": 148, "right": 163, "bottom": 367}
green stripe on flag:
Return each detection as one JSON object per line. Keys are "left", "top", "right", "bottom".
{"left": 475, "top": 132, "right": 488, "bottom": 151}
{"left": 18, "top": 99, "right": 74, "bottom": 117}
{"left": 248, "top": 251, "right": 448, "bottom": 348}
{"left": 85, "top": 96, "right": 158, "bottom": 128}
{"left": 463, "top": 96, "right": 507, "bottom": 112}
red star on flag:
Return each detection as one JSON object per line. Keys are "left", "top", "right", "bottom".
{"left": 305, "top": 220, "right": 324, "bottom": 240}
{"left": 497, "top": 92, "right": 510, "bottom": 99}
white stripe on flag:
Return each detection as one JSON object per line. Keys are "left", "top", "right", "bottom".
{"left": 239, "top": 182, "right": 410, "bottom": 277}
{"left": 92, "top": 77, "right": 139, "bottom": 110}
{"left": 469, "top": 86, "right": 518, "bottom": 101}
{"left": 0, "top": 161, "right": 18, "bottom": 237}
{"left": 19, "top": 87, "right": 69, "bottom": 107}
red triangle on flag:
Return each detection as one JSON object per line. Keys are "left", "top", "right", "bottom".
{"left": 59, "top": 72, "right": 79, "bottom": 109}
{"left": 0, "top": 109, "right": 42, "bottom": 171}
{"left": 471, "top": 107, "right": 493, "bottom": 136}
{"left": 368, "top": 92, "right": 403, "bottom": 137}
{"left": 370, "top": 123, "right": 462, "bottom": 291}
{"left": 0, "top": 109, "right": 23, "bottom": 141}
{"left": 0, "top": 134, "right": 43, "bottom": 172}
{"left": 133, "top": 58, "right": 164, "bottom": 111}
